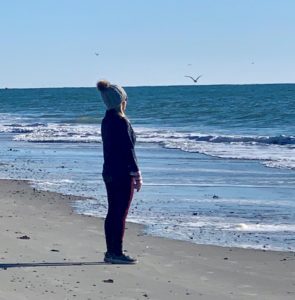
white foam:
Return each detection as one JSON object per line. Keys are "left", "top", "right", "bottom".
{"left": 1, "top": 119, "right": 295, "bottom": 169}
{"left": 235, "top": 223, "right": 295, "bottom": 232}
{"left": 136, "top": 128, "right": 295, "bottom": 170}
{"left": 10, "top": 123, "right": 101, "bottom": 143}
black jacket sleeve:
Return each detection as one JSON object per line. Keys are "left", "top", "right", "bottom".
{"left": 118, "top": 118, "right": 139, "bottom": 174}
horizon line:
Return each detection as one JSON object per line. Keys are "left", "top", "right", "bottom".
{"left": 1, "top": 82, "right": 295, "bottom": 90}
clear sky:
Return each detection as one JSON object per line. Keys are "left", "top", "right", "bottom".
{"left": 1, "top": 0, "right": 294, "bottom": 88}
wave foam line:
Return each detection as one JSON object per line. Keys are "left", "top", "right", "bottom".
{"left": 1, "top": 122, "right": 295, "bottom": 169}
{"left": 235, "top": 223, "right": 295, "bottom": 232}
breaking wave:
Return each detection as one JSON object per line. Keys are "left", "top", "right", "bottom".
{"left": 0, "top": 122, "right": 294, "bottom": 169}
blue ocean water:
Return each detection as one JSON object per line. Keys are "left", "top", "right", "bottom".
{"left": 0, "top": 84, "right": 294, "bottom": 251}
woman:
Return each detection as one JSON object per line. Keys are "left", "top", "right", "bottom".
{"left": 97, "top": 80, "right": 142, "bottom": 264}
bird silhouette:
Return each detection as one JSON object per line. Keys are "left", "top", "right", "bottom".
{"left": 95, "top": 52, "right": 99, "bottom": 56}
{"left": 185, "top": 75, "right": 202, "bottom": 83}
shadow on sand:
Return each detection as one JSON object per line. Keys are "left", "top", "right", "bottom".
{"left": 0, "top": 261, "right": 107, "bottom": 270}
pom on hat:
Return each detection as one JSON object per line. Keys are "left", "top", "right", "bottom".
{"left": 97, "top": 80, "right": 110, "bottom": 91}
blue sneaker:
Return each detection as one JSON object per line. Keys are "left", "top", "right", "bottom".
{"left": 104, "top": 252, "right": 138, "bottom": 264}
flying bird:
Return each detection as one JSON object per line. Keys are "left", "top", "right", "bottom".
{"left": 185, "top": 75, "right": 202, "bottom": 83}
{"left": 95, "top": 52, "right": 99, "bottom": 56}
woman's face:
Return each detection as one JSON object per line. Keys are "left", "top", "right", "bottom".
{"left": 122, "top": 97, "right": 128, "bottom": 112}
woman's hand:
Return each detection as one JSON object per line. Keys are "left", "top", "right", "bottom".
{"left": 130, "top": 171, "right": 143, "bottom": 192}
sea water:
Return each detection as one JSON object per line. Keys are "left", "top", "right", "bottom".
{"left": 0, "top": 84, "right": 294, "bottom": 251}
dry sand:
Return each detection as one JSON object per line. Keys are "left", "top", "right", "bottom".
{"left": 0, "top": 179, "right": 294, "bottom": 300}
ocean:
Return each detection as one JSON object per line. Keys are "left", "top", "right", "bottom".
{"left": 0, "top": 84, "right": 294, "bottom": 251}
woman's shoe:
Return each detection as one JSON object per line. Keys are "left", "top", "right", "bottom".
{"left": 104, "top": 252, "right": 138, "bottom": 264}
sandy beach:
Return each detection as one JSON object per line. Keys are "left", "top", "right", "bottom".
{"left": 0, "top": 179, "right": 294, "bottom": 299}
{"left": 0, "top": 180, "right": 295, "bottom": 300}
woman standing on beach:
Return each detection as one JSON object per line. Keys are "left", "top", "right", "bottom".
{"left": 97, "top": 80, "right": 142, "bottom": 264}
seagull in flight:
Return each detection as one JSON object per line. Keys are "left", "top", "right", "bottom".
{"left": 185, "top": 75, "right": 202, "bottom": 83}
{"left": 95, "top": 52, "right": 99, "bottom": 56}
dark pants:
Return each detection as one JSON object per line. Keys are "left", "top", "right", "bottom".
{"left": 104, "top": 177, "right": 134, "bottom": 255}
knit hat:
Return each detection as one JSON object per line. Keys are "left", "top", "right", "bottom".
{"left": 97, "top": 80, "right": 127, "bottom": 110}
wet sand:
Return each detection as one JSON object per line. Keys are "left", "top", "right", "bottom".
{"left": 0, "top": 179, "right": 294, "bottom": 299}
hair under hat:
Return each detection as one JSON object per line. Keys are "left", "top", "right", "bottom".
{"left": 97, "top": 80, "right": 127, "bottom": 110}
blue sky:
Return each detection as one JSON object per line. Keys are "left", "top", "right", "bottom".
{"left": 1, "top": 0, "right": 294, "bottom": 88}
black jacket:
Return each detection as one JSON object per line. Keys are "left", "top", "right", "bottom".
{"left": 101, "top": 109, "right": 139, "bottom": 181}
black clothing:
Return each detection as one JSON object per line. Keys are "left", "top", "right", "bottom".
{"left": 101, "top": 109, "right": 139, "bottom": 255}
{"left": 101, "top": 109, "right": 139, "bottom": 181}
{"left": 104, "top": 177, "right": 134, "bottom": 255}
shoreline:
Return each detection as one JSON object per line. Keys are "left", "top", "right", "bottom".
{"left": 1, "top": 135, "right": 294, "bottom": 252}
{"left": 0, "top": 178, "right": 295, "bottom": 299}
